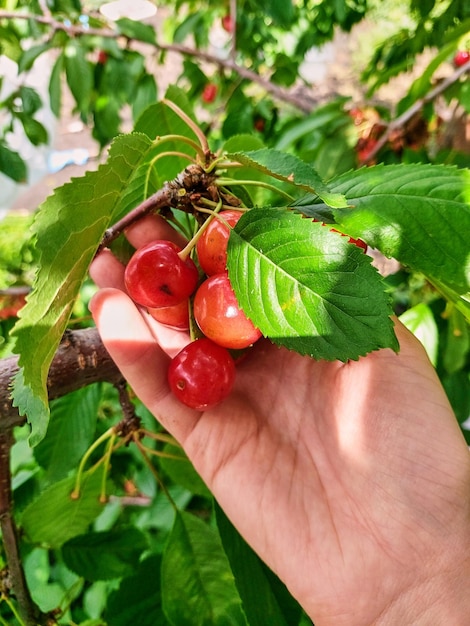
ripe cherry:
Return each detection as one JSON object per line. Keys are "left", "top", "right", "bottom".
{"left": 196, "top": 210, "right": 243, "bottom": 276}
{"left": 193, "top": 273, "right": 262, "bottom": 350}
{"left": 148, "top": 300, "right": 190, "bottom": 330}
{"left": 168, "top": 338, "right": 236, "bottom": 410}
{"left": 453, "top": 50, "right": 470, "bottom": 67}
{"left": 221, "top": 15, "right": 234, "bottom": 33}
{"left": 202, "top": 83, "right": 218, "bottom": 104}
{"left": 124, "top": 240, "right": 199, "bottom": 308}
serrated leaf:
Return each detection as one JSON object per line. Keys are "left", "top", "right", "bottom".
{"left": 11, "top": 133, "right": 154, "bottom": 445}
{"left": 21, "top": 470, "right": 105, "bottom": 548}
{"left": 227, "top": 207, "right": 397, "bottom": 361}
{"left": 161, "top": 511, "right": 248, "bottom": 626}
{"left": 34, "top": 385, "right": 102, "bottom": 483}
{"left": 215, "top": 503, "right": 302, "bottom": 626}
{"left": 227, "top": 149, "right": 347, "bottom": 208}
{"left": 62, "top": 527, "right": 148, "bottom": 581}
{"left": 302, "top": 164, "right": 470, "bottom": 320}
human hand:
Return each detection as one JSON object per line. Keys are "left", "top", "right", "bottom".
{"left": 90, "top": 215, "right": 470, "bottom": 625}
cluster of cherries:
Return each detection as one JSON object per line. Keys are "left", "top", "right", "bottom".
{"left": 124, "top": 210, "right": 261, "bottom": 411}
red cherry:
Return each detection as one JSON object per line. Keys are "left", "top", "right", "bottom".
{"left": 97, "top": 50, "right": 108, "bottom": 65}
{"left": 453, "top": 50, "right": 470, "bottom": 67}
{"left": 148, "top": 300, "right": 190, "bottom": 330}
{"left": 196, "top": 210, "right": 243, "bottom": 276}
{"left": 221, "top": 15, "right": 234, "bottom": 33}
{"left": 168, "top": 338, "right": 236, "bottom": 410}
{"left": 202, "top": 83, "right": 218, "bottom": 104}
{"left": 193, "top": 273, "right": 262, "bottom": 350}
{"left": 0, "top": 293, "right": 26, "bottom": 319}
{"left": 124, "top": 240, "right": 199, "bottom": 308}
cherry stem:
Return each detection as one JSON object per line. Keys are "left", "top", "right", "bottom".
{"left": 99, "top": 432, "right": 117, "bottom": 503}
{"left": 0, "top": 594, "right": 25, "bottom": 626}
{"left": 162, "top": 98, "right": 212, "bottom": 162}
{"left": 96, "top": 187, "right": 172, "bottom": 255}
{"left": 216, "top": 177, "right": 295, "bottom": 201}
{"left": 178, "top": 197, "right": 224, "bottom": 260}
{"left": 152, "top": 134, "right": 207, "bottom": 161}
{"left": 133, "top": 438, "right": 179, "bottom": 511}
{"left": 71, "top": 427, "right": 114, "bottom": 499}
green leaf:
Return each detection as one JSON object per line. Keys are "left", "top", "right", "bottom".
{"left": 19, "top": 86, "right": 42, "bottom": 116}
{"left": 161, "top": 511, "right": 248, "bottom": 626}
{"left": 106, "top": 555, "right": 168, "bottom": 625}
{"left": 131, "top": 73, "right": 158, "bottom": 121}
{"left": 34, "top": 385, "right": 102, "bottom": 483}
{"left": 159, "top": 442, "right": 212, "bottom": 498}
{"left": 21, "top": 470, "right": 105, "bottom": 548}
{"left": 443, "top": 308, "right": 469, "bottom": 374}
{"left": 116, "top": 17, "right": 157, "bottom": 44}
{"left": 306, "top": 164, "right": 470, "bottom": 320}
{"left": 11, "top": 132, "right": 154, "bottom": 445}
{"left": 399, "top": 303, "right": 438, "bottom": 366}
{"left": 62, "top": 527, "right": 148, "bottom": 581}
{"left": 227, "top": 207, "right": 397, "bottom": 361}
{"left": 18, "top": 114, "right": 48, "bottom": 146}
{"left": 18, "top": 42, "right": 51, "bottom": 73}
{"left": 64, "top": 39, "right": 93, "bottom": 114}
{"left": 49, "top": 52, "right": 64, "bottom": 117}
{"left": 227, "top": 149, "right": 347, "bottom": 208}
{"left": 215, "top": 503, "right": 302, "bottom": 626}
{"left": 0, "top": 142, "right": 27, "bottom": 182}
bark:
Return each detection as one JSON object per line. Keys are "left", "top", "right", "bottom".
{"left": 0, "top": 327, "right": 123, "bottom": 428}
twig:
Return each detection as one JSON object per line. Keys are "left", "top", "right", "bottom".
{"left": 0, "top": 430, "right": 43, "bottom": 625}
{"left": 97, "top": 187, "right": 172, "bottom": 254}
{"left": 363, "top": 59, "right": 470, "bottom": 163}
{"left": 0, "top": 327, "right": 122, "bottom": 428}
{"left": 0, "top": 9, "right": 316, "bottom": 113}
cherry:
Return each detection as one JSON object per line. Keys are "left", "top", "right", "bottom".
{"left": 124, "top": 240, "right": 199, "bottom": 308}
{"left": 221, "top": 15, "right": 234, "bottom": 33}
{"left": 453, "top": 50, "right": 470, "bottom": 67}
{"left": 202, "top": 83, "right": 218, "bottom": 104}
{"left": 168, "top": 338, "right": 236, "bottom": 410}
{"left": 148, "top": 300, "right": 190, "bottom": 330}
{"left": 97, "top": 50, "right": 108, "bottom": 65}
{"left": 193, "top": 273, "right": 262, "bottom": 350}
{"left": 196, "top": 210, "right": 243, "bottom": 276}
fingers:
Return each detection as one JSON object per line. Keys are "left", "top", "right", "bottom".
{"left": 89, "top": 248, "right": 126, "bottom": 290}
{"left": 125, "top": 214, "right": 187, "bottom": 249}
{"left": 89, "top": 288, "right": 199, "bottom": 442}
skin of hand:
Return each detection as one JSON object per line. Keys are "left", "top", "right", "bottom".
{"left": 89, "top": 215, "right": 470, "bottom": 625}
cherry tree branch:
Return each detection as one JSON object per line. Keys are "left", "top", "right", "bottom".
{"left": 0, "top": 327, "right": 123, "bottom": 428}
{"left": 0, "top": 9, "right": 316, "bottom": 112}
{"left": 362, "top": 59, "right": 470, "bottom": 163}
{"left": 0, "top": 430, "right": 46, "bottom": 625}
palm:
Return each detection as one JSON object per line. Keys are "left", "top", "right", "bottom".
{"left": 90, "top": 218, "right": 470, "bottom": 624}
{"left": 182, "top": 330, "right": 470, "bottom": 624}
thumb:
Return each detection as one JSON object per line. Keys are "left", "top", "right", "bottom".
{"left": 89, "top": 287, "right": 199, "bottom": 442}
